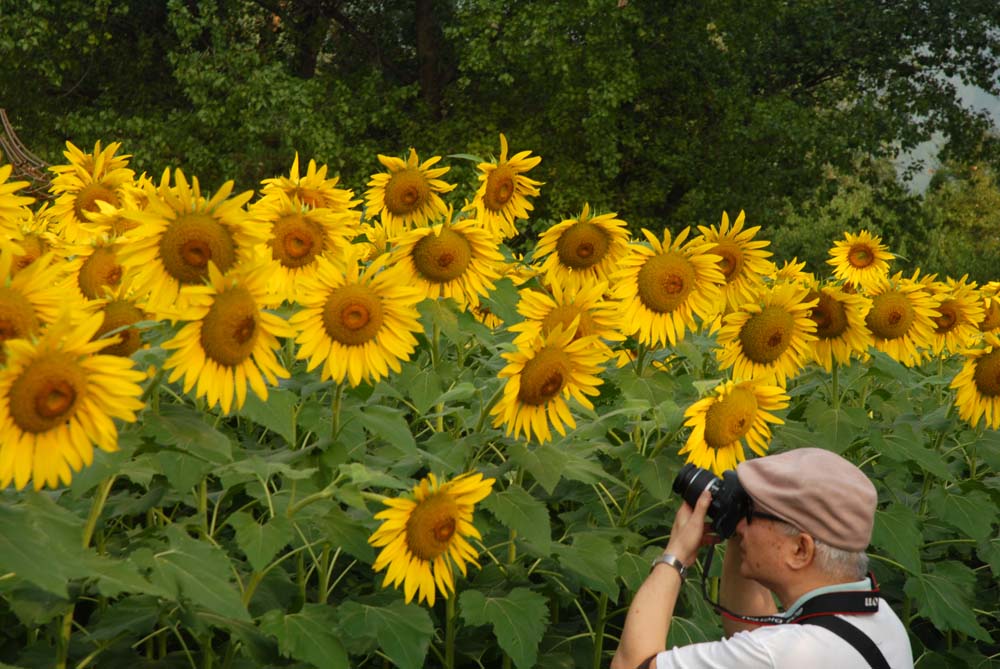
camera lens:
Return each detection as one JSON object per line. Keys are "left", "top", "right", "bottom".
{"left": 672, "top": 463, "right": 721, "bottom": 509}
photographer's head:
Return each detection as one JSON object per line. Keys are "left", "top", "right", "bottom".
{"left": 734, "top": 448, "right": 877, "bottom": 596}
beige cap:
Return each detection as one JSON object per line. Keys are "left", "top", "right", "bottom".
{"left": 736, "top": 448, "right": 877, "bottom": 551}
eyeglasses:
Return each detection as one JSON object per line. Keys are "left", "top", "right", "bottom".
{"left": 746, "top": 500, "right": 791, "bottom": 526}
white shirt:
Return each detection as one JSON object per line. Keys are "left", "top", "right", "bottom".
{"left": 656, "top": 579, "right": 914, "bottom": 669}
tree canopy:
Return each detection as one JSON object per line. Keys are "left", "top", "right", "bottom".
{"left": 2, "top": 0, "right": 999, "bottom": 277}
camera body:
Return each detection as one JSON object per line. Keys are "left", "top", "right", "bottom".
{"left": 672, "top": 463, "right": 751, "bottom": 539}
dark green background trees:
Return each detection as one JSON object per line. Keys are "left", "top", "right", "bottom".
{"left": 2, "top": 0, "right": 999, "bottom": 279}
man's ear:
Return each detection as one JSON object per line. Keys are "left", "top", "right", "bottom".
{"left": 786, "top": 532, "right": 815, "bottom": 571}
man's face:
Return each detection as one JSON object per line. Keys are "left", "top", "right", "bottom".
{"left": 733, "top": 515, "right": 795, "bottom": 587}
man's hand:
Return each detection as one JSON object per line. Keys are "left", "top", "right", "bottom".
{"left": 664, "top": 490, "right": 713, "bottom": 567}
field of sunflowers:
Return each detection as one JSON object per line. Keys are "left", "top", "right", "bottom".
{"left": 0, "top": 135, "right": 997, "bottom": 668}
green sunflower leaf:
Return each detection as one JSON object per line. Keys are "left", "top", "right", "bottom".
{"left": 259, "top": 603, "right": 349, "bottom": 668}
{"left": 143, "top": 404, "right": 233, "bottom": 464}
{"left": 903, "top": 561, "right": 991, "bottom": 641}
{"left": 227, "top": 511, "right": 294, "bottom": 572}
{"left": 240, "top": 387, "right": 298, "bottom": 444}
{"left": 483, "top": 483, "right": 552, "bottom": 555}
{"left": 554, "top": 532, "right": 620, "bottom": 600}
{"left": 359, "top": 405, "right": 417, "bottom": 455}
{"left": 871, "top": 504, "right": 921, "bottom": 575}
{"left": 508, "top": 441, "right": 567, "bottom": 495}
{"left": 337, "top": 600, "right": 434, "bottom": 669}
{"left": 870, "top": 426, "right": 953, "bottom": 480}
{"left": 927, "top": 487, "right": 996, "bottom": 542}
{"left": 460, "top": 587, "right": 550, "bottom": 669}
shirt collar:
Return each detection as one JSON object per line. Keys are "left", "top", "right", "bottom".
{"left": 778, "top": 577, "right": 873, "bottom": 621}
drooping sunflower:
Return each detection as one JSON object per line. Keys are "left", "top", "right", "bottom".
{"left": 981, "top": 282, "right": 1000, "bottom": 334}
{"left": 806, "top": 281, "right": 873, "bottom": 372}
{"left": 7, "top": 205, "right": 56, "bottom": 276}
{"left": 716, "top": 282, "right": 819, "bottom": 385}
{"left": 509, "top": 280, "right": 625, "bottom": 351}
{"left": 116, "top": 168, "right": 266, "bottom": 315}
{"left": 92, "top": 293, "right": 148, "bottom": 358}
{"left": 950, "top": 332, "right": 1000, "bottom": 430}
{"left": 532, "top": 203, "right": 631, "bottom": 294}
{"left": 47, "top": 141, "right": 135, "bottom": 243}
{"left": 369, "top": 471, "right": 495, "bottom": 607}
{"left": 251, "top": 190, "right": 362, "bottom": 302}
{"left": 259, "top": 152, "right": 361, "bottom": 213}
{"left": 60, "top": 235, "right": 130, "bottom": 301}
{"left": 768, "top": 257, "right": 814, "bottom": 286}
{"left": 289, "top": 252, "right": 424, "bottom": 387}
{"left": 927, "top": 276, "right": 985, "bottom": 356}
{"left": 696, "top": 210, "right": 773, "bottom": 312}
{"left": 161, "top": 261, "right": 294, "bottom": 414}
{"left": 0, "top": 313, "right": 146, "bottom": 490}
{"left": 827, "top": 230, "right": 894, "bottom": 293}
{"left": 0, "top": 251, "right": 79, "bottom": 362}
{"left": 391, "top": 215, "right": 503, "bottom": 310}
{"left": 490, "top": 324, "right": 607, "bottom": 443}
{"left": 464, "top": 133, "right": 543, "bottom": 239}
{"left": 678, "top": 380, "right": 789, "bottom": 475}
{"left": 864, "top": 272, "right": 940, "bottom": 367}
{"left": 365, "top": 148, "right": 454, "bottom": 237}
{"left": 611, "top": 226, "right": 726, "bottom": 347}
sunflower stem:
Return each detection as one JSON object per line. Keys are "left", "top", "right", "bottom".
{"left": 591, "top": 593, "right": 608, "bottom": 669}
{"left": 331, "top": 382, "right": 344, "bottom": 439}
{"left": 830, "top": 362, "right": 840, "bottom": 412}
{"left": 445, "top": 593, "right": 457, "bottom": 669}
{"left": 56, "top": 476, "right": 116, "bottom": 669}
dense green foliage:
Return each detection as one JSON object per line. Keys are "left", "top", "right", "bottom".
{"left": 2, "top": 0, "right": 1000, "bottom": 278}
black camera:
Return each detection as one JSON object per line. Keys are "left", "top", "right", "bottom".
{"left": 672, "top": 464, "right": 751, "bottom": 539}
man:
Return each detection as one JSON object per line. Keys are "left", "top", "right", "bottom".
{"left": 611, "top": 448, "right": 913, "bottom": 669}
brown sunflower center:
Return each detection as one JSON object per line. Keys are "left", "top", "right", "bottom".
{"left": 9, "top": 352, "right": 86, "bottom": 434}
{"left": 159, "top": 213, "right": 237, "bottom": 284}
{"left": 271, "top": 213, "right": 323, "bottom": 268}
{"left": 739, "top": 306, "right": 796, "bottom": 363}
{"left": 94, "top": 300, "right": 145, "bottom": 357}
{"left": 292, "top": 187, "right": 324, "bottom": 209}
{"left": 200, "top": 287, "right": 259, "bottom": 366}
{"left": 12, "top": 234, "right": 47, "bottom": 275}
{"left": 78, "top": 246, "right": 123, "bottom": 299}
{"left": 847, "top": 244, "right": 875, "bottom": 268}
{"left": 704, "top": 386, "right": 758, "bottom": 449}
{"left": 73, "top": 183, "right": 120, "bottom": 222}
{"left": 541, "top": 304, "right": 595, "bottom": 340}
{"left": 484, "top": 164, "right": 516, "bottom": 211}
{"left": 933, "top": 299, "right": 960, "bottom": 334}
{"left": 981, "top": 300, "right": 1000, "bottom": 333}
{"left": 517, "top": 346, "right": 570, "bottom": 406}
{"left": 555, "top": 221, "right": 609, "bottom": 270}
{"left": 405, "top": 492, "right": 460, "bottom": 560}
{"left": 808, "top": 290, "right": 848, "bottom": 340}
{"left": 412, "top": 228, "right": 472, "bottom": 283}
{"left": 712, "top": 241, "right": 744, "bottom": 282}
{"left": 636, "top": 251, "right": 696, "bottom": 313}
{"left": 973, "top": 349, "right": 1000, "bottom": 398}
{"left": 0, "top": 287, "right": 40, "bottom": 347}
{"left": 384, "top": 168, "right": 429, "bottom": 216}
{"left": 322, "top": 283, "right": 384, "bottom": 346}
{"left": 866, "top": 290, "right": 914, "bottom": 340}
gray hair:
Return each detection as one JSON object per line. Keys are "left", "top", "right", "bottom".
{"left": 775, "top": 521, "right": 869, "bottom": 580}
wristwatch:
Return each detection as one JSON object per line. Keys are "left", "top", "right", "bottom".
{"left": 651, "top": 553, "right": 687, "bottom": 579}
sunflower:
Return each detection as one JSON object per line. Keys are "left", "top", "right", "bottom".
{"left": 806, "top": 281, "right": 873, "bottom": 372}
{"left": 532, "top": 203, "right": 631, "bottom": 294}
{"left": 251, "top": 190, "right": 361, "bottom": 302}
{"left": 365, "top": 148, "right": 454, "bottom": 237}
{"left": 0, "top": 251, "right": 78, "bottom": 362}
{"left": 0, "top": 313, "right": 146, "bottom": 490}
{"left": 678, "top": 380, "right": 789, "bottom": 475}
{"left": 927, "top": 276, "right": 985, "bottom": 356}
{"left": 464, "top": 133, "right": 542, "bottom": 239}
{"left": 950, "top": 332, "right": 1000, "bottom": 430}
{"left": 696, "top": 210, "right": 773, "bottom": 312}
{"left": 864, "top": 272, "right": 940, "bottom": 367}
{"left": 116, "top": 168, "right": 266, "bottom": 315}
{"left": 827, "top": 230, "right": 893, "bottom": 293}
{"left": 369, "top": 471, "right": 494, "bottom": 606}
{"left": 611, "top": 226, "right": 725, "bottom": 347}
{"left": 7, "top": 205, "right": 57, "bottom": 276}
{"left": 490, "top": 324, "right": 607, "bottom": 443}
{"left": 509, "top": 280, "right": 625, "bottom": 351}
{"left": 161, "top": 261, "right": 294, "bottom": 414}
{"left": 47, "top": 141, "right": 135, "bottom": 243}
{"left": 981, "top": 282, "right": 1000, "bottom": 334}
{"left": 356, "top": 220, "right": 393, "bottom": 263}
{"left": 0, "top": 163, "right": 34, "bottom": 233}
{"left": 290, "top": 252, "right": 424, "bottom": 387}
{"left": 391, "top": 215, "right": 503, "bottom": 310}
{"left": 716, "top": 281, "right": 818, "bottom": 385}
{"left": 259, "top": 152, "right": 361, "bottom": 213}
{"left": 768, "top": 257, "right": 814, "bottom": 286}
{"left": 60, "top": 235, "right": 129, "bottom": 301}
{"left": 92, "top": 294, "right": 148, "bottom": 358}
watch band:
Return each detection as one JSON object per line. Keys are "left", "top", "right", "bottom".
{"left": 651, "top": 553, "right": 687, "bottom": 579}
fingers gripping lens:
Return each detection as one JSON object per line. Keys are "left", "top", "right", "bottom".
{"left": 672, "top": 464, "right": 752, "bottom": 539}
